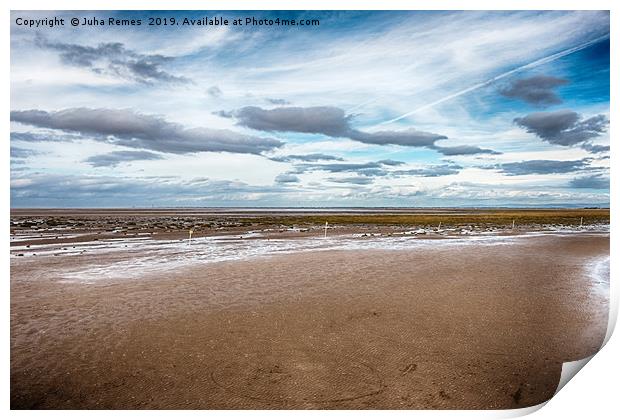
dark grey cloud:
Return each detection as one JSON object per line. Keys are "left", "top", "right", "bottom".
{"left": 393, "top": 163, "right": 462, "bottom": 177}
{"left": 291, "top": 159, "right": 460, "bottom": 180}
{"left": 581, "top": 143, "right": 610, "bottom": 154}
{"left": 432, "top": 145, "right": 501, "bottom": 156}
{"left": 274, "top": 173, "right": 300, "bottom": 183}
{"left": 84, "top": 150, "right": 164, "bottom": 167}
{"left": 11, "top": 159, "right": 27, "bottom": 167}
{"left": 292, "top": 160, "right": 408, "bottom": 178}
{"left": 500, "top": 75, "right": 568, "bottom": 105}
{"left": 514, "top": 110, "right": 609, "bottom": 147}
{"left": 570, "top": 174, "right": 609, "bottom": 189}
{"left": 327, "top": 176, "right": 374, "bottom": 185}
{"left": 223, "top": 105, "right": 499, "bottom": 155}
{"left": 495, "top": 159, "right": 592, "bottom": 176}
{"left": 269, "top": 153, "right": 344, "bottom": 163}
{"left": 10, "top": 146, "right": 39, "bottom": 158}
{"left": 348, "top": 128, "right": 444, "bottom": 147}
{"left": 377, "top": 159, "right": 405, "bottom": 166}
{"left": 231, "top": 106, "right": 351, "bottom": 137}
{"left": 11, "top": 108, "right": 283, "bottom": 155}
{"left": 11, "top": 131, "right": 81, "bottom": 142}
{"left": 265, "top": 98, "right": 290, "bottom": 105}
{"left": 352, "top": 168, "right": 388, "bottom": 177}
{"left": 10, "top": 147, "right": 38, "bottom": 173}
{"left": 206, "top": 86, "right": 222, "bottom": 97}
{"left": 294, "top": 160, "right": 392, "bottom": 176}
{"left": 35, "top": 35, "right": 189, "bottom": 85}
{"left": 212, "top": 110, "right": 234, "bottom": 119}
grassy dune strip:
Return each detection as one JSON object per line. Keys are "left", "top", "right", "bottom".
{"left": 239, "top": 210, "right": 610, "bottom": 227}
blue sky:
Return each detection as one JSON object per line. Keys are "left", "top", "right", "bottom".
{"left": 10, "top": 10, "right": 610, "bottom": 207}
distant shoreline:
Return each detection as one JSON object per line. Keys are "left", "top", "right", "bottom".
{"left": 10, "top": 208, "right": 610, "bottom": 231}
{"left": 10, "top": 206, "right": 610, "bottom": 212}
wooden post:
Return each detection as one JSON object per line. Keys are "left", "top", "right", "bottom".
{"left": 512, "top": 220, "right": 515, "bottom": 230}
{"left": 438, "top": 221, "right": 441, "bottom": 230}
{"left": 324, "top": 221, "right": 328, "bottom": 238}
{"left": 580, "top": 217, "right": 583, "bottom": 228}
{"left": 189, "top": 229, "right": 193, "bottom": 245}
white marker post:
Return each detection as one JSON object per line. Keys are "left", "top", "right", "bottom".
{"left": 512, "top": 220, "right": 515, "bottom": 230}
{"left": 580, "top": 217, "right": 583, "bottom": 228}
{"left": 438, "top": 221, "right": 441, "bottom": 230}
{"left": 324, "top": 221, "right": 328, "bottom": 238}
{"left": 189, "top": 229, "right": 193, "bottom": 246}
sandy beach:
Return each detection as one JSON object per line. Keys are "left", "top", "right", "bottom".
{"left": 9, "top": 5, "right": 612, "bottom": 412}
{"left": 10, "top": 216, "right": 609, "bottom": 409}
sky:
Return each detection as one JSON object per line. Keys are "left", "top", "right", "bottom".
{"left": 10, "top": 10, "right": 610, "bottom": 208}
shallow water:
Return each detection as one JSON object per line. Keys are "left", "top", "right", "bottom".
{"left": 586, "top": 255, "right": 610, "bottom": 299}
{"left": 10, "top": 226, "right": 610, "bottom": 284}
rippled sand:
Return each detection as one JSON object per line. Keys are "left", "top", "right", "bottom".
{"left": 10, "top": 233, "right": 609, "bottom": 409}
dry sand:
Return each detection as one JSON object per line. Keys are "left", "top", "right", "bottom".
{"left": 10, "top": 233, "right": 609, "bottom": 409}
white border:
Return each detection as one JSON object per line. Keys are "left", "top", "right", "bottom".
{"left": 3, "top": 0, "right": 618, "bottom": 11}
{"left": 3, "top": 1, "right": 617, "bottom": 419}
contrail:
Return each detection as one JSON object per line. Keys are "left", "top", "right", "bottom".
{"left": 347, "top": 98, "right": 378, "bottom": 113}
{"left": 378, "top": 34, "right": 609, "bottom": 126}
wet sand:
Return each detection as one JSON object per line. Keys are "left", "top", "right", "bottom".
{"left": 10, "top": 234, "right": 609, "bottom": 409}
